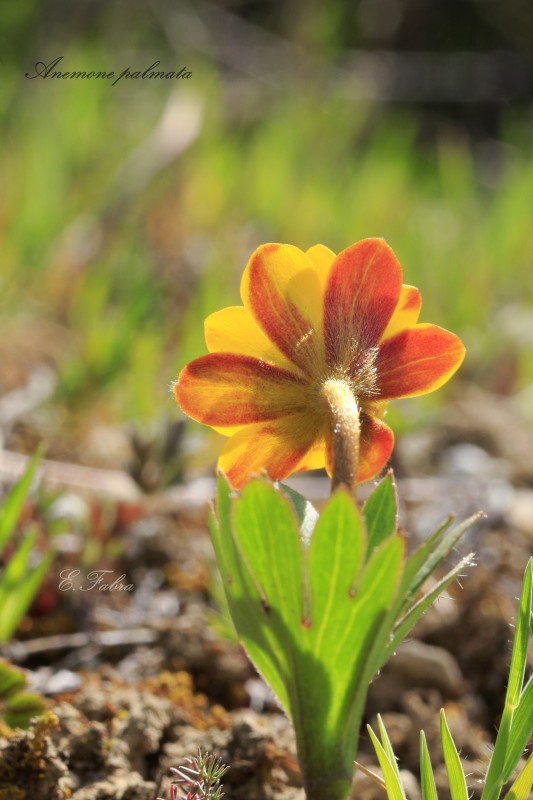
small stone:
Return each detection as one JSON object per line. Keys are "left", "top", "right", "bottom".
{"left": 391, "top": 640, "right": 463, "bottom": 695}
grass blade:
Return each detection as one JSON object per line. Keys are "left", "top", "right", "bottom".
{"left": 367, "top": 725, "right": 407, "bottom": 800}
{"left": 420, "top": 731, "right": 438, "bottom": 800}
{"left": 0, "top": 447, "right": 44, "bottom": 553}
{"left": 503, "top": 751, "right": 533, "bottom": 800}
{"left": 440, "top": 709, "right": 468, "bottom": 800}
{"left": 481, "top": 560, "right": 532, "bottom": 800}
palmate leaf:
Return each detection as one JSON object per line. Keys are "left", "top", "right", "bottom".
{"left": 211, "top": 475, "right": 404, "bottom": 800}
{"left": 210, "top": 474, "right": 478, "bottom": 800}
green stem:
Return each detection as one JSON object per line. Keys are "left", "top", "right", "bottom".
{"left": 321, "top": 379, "right": 360, "bottom": 495}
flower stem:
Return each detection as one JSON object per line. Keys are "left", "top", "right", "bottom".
{"left": 321, "top": 379, "right": 360, "bottom": 494}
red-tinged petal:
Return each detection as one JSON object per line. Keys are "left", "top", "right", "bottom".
{"left": 306, "top": 244, "right": 336, "bottom": 291}
{"left": 218, "top": 414, "right": 324, "bottom": 488}
{"left": 325, "top": 414, "right": 394, "bottom": 483}
{"left": 204, "top": 306, "right": 296, "bottom": 372}
{"left": 240, "top": 243, "right": 323, "bottom": 373}
{"left": 376, "top": 323, "right": 466, "bottom": 399}
{"left": 175, "top": 353, "right": 307, "bottom": 426}
{"left": 381, "top": 285, "right": 422, "bottom": 341}
{"left": 324, "top": 238, "right": 403, "bottom": 366}
{"left": 357, "top": 415, "right": 395, "bottom": 482}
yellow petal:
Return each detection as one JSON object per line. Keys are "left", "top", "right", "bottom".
{"left": 305, "top": 244, "right": 336, "bottom": 291}
{"left": 204, "top": 306, "right": 296, "bottom": 372}
{"left": 381, "top": 285, "right": 422, "bottom": 341}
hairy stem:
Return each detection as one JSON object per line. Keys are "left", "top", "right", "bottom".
{"left": 321, "top": 379, "right": 360, "bottom": 494}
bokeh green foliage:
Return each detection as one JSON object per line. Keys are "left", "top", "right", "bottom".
{"left": 2, "top": 4, "right": 533, "bottom": 466}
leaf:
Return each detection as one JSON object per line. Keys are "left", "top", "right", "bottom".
{"left": 381, "top": 553, "right": 474, "bottom": 668}
{"left": 209, "top": 475, "right": 292, "bottom": 713}
{"left": 504, "top": 751, "right": 533, "bottom": 800}
{"left": 440, "top": 709, "right": 468, "bottom": 800}
{"left": 506, "top": 559, "right": 532, "bottom": 709}
{"left": 363, "top": 472, "right": 397, "bottom": 558}
{"left": 399, "top": 513, "right": 482, "bottom": 613}
{"left": 367, "top": 725, "right": 406, "bottom": 800}
{"left": 0, "top": 551, "right": 55, "bottom": 642}
{"left": 377, "top": 714, "right": 402, "bottom": 782}
{"left": 0, "top": 661, "right": 26, "bottom": 700}
{"left": 482, "top": 559, "right": 532, "bottom": 800}
{"left": 0, "top": 446, "right": 44, "bottom": 554}
{"left": 503, "top": 674, "right": 533, "bottom": 782}
{"left": 420, "top": 731, "right": 438, "bottom": 800}
{"left": 3, "top": 691, "right": 46, "bottom": 729}
{"left": 276, "top": 481, "right": 319, "bottom": 545}
{"left": 210, "top": 476, "right": 404, "bottom": 800}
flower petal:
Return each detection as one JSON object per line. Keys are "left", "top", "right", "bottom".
{"left": 357, "top": 415, "right": 395, "bottom": 482}
{"left": 325, "top": 413, "right": 394, "bottom": 483}
{"left": 175, "top": 353, "right": 307, "bottom": 426}
{"left": 324, "top": 238, "right": 403, "bottom": 366}
{"left": 218, "top": 414, "right": 323, "bottom": 488}
{"left": 204, "top": 306, "right": 296, "bottom": 372}
{"left": 376, "top": 323, "right": 466, "bottom": 399}
{"left": 381, "top": 285, "right": 422, "bottom": 341}
{"left": 306, "top": 244, "right": 336, "bottom": 291}
{"left": 240, "top": 243, "right": 323, "bottom": 372}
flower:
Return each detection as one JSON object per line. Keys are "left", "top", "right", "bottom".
{"left": 174, "top": 238, "right": 465, "bottom": 488}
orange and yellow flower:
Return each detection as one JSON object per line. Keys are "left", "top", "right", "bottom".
{"left": 174, "top": 238, "right": 465, "bottom": 488}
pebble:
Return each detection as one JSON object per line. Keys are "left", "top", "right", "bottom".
{"left": 389, "top": 639, "right": 463, "bottom": 695}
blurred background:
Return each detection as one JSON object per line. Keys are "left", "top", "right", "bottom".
{"left": 1, "top": 4, "right": 533, "bottom": 796}
{"left": 2, "top": 0, "right": 533, "bottom": 485}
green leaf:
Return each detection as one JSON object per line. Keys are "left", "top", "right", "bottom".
{"left": 399, "top": 513, "right": 482, "bottom": 612}
{"left": 0, "top": 661, "right": 26, "bottom": 700}
{"left": 3, "top": 691, "right": 46, "bottom": 729}
{"left": 440, "top": 709, "right": 468, "bottom": 800}
{"left": 276, "top": 482, "right": 319, "bottom": 544}
{"left": 209, "top": 475, "right": 292, "bottom": 713}
{"left": 482, "top": 559, "right": 532, "bottom": 800}
{"left": 367, "top": 725, "right": 406, "bottom": 800}
{"left": 504, "top": 751, "right": 533, "bottom": 800}
{"left": 503, "top": 674, "right": 533, "bottom": 782}
{"left": 210, "top": 476, "right": 404, "bottom": 800}
{"left": 0, "top": 551, "right": 55, "bottom": 642}
{"left": 381, "top": 553, "right": 473, "bottom": 668}
{"left": 377, "top": 714, "right": 402, "bottom": 782}
{"left": 363, "top": 472, "right": 397, "bottom": 558}
{"left": 0, "top": 446, "right": 44, "bottom": 554}
{"left": 420, "top": 731, "right": 438, "bottom": 800}
{"left": 506, "top": 559, "right": 532, "bottom": 708}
